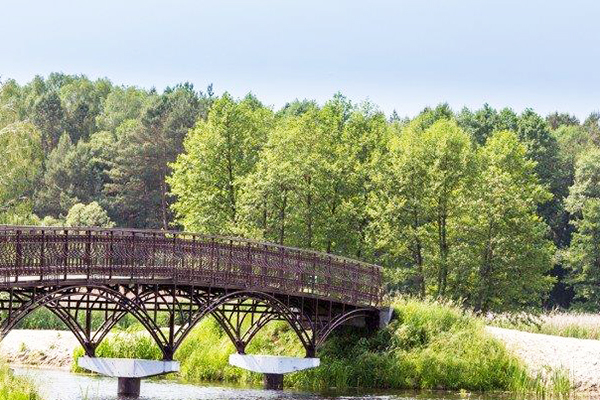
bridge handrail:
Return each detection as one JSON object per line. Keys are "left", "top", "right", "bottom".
{"left": 0, "top": 225, "right": 382, "bottom": 307}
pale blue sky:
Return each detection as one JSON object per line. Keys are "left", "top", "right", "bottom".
{"left": 2, "top": 0, "right": 599, "bottom": 118}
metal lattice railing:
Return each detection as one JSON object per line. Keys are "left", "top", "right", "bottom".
{"left": 0, "top": 226, "right": 382, "bottom": 307}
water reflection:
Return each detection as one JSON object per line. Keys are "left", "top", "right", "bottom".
{"left": 14, "top": 367, "right": 505, "bottom": 400}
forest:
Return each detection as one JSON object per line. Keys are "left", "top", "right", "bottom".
{"left": 1, "top": 73, "right": 599, "bottom": 314}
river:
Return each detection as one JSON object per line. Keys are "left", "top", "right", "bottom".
{"left": 13, "top": 367, "right": 491, "bottom": 400}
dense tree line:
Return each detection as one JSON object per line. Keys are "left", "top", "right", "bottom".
{"left": 1, "top": 73, "right": 599, "bottom": 312}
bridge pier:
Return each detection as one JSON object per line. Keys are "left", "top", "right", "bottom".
{"left": 78, "top": 357, "right": 179, "bottom": 398}
{"left": 229, "top": 354, "right": 320, "bottom": 390}
{"left": 263, "top": 373, "right": 284, "bottom": 390}
{"left": 118, "top": 377, "right": 141, "bottom": 397}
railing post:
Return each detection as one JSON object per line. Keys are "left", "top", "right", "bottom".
{"left": 279, "top": 247, "right": 285, "bottom": 291}
{"left": 86, "top": 230, "right": 92, "bottom": 280}
{"left": 108, "top": 231, "right": 114, "bottom": 280}
{"left": 63, "top": 229, "right": 68, "bottom": 281}
{"left": 246, "top": 241, "right": 252, "bottom": 288}
{"left": 151, "top": 232, "right": 157, "bottom": 280}
{"left": 40, "top": 230, "right": 45, "bottom": 282}
{"left": 15, "top": 230, "right": 21, "bottom": 283}
{"left": 173, "top": 234, "right": 178, "bottom": 283}
{"left": 131, "top": 232, "right": 136, "bottom": 280}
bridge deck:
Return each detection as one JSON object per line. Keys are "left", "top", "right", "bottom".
{"left": 0, "top": 226, "right": 382, "bottom": 307}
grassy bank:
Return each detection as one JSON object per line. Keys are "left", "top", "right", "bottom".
{"left": 0, "top": 363, "right": 41, "bottom": 400}
{"left": 72, "top": 298, "right": 570, "bottom": 397}
{"left": 490, "top": 310, "right": 600, "bottom": 340}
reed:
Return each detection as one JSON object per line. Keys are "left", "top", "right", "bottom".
{"left": 490, "top": 310, "right": 600, "bottom": 340}
{"left": 0, "top": 363, "right": 41, "bottom": 400}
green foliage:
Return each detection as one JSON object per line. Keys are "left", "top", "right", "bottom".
{"left": 452, "top": 131, "right": 555, "bottom": 312}
{"left": 169, "top": 93, "right": 273, "bottom": 234}
{"left": 236, "top": 96, "right": 387, "bottom": 257}
{"left": 64, "top": 202, "right": 115, "bottom": 228}
{"left": 457, "top": 104, "right": 518, "bottom": 145}
{"left": 564, "top": 148, "right": 600, "bottom": 307}
{"left": 370, "top": 117, "right": 475, "bottom": 298}
{"left": 0, "top": 121, "right": 44, "bottom": 223}
{"left": 96, "top": 86, "right": 150, "bottom": 132}
{"left": 104, "top": 84, "right": 209, "bottom": 228}
{"left": 0, "top": 363, "right": 41, "bottom": 400}
{"left": 34, "top": 131, "right": 115, "bottom": 217}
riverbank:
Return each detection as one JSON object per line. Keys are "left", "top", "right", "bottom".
{"left": 67, "top": 298, "right": 569, "bottom": 397}
{"left": 0, "top": 299, "right": 578, "bottom": 397}
{"left": 0, "top": 329, "right": 78, "bottom": 369}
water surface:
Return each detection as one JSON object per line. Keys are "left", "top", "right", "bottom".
{"left": 14, "top": 367, "right": 508, "bottom": 400}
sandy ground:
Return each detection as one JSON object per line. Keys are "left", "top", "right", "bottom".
{"left": 487, "top": 326, "right": 600, "bottom": 392}
{"left": 0, "top": 329, "right": 79, "bottom": 369}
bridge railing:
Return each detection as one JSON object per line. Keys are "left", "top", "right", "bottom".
{"left": 0, "top": 226, "right": 382, "bottom": 307}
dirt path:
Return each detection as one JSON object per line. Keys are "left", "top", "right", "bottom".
{"left": 487, "top": 326, "right": 600, "bottom": 392}
{"left": 0, "top": 329, "right": 78, "bottom": 369}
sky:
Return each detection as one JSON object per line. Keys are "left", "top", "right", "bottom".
{"left": 1, "top": 0, "right": 599, "bottom": 119}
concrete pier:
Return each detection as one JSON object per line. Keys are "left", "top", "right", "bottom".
{"left": 118, "top": 377, "right": 141, "bottom": 397}
{"left": 229, "top": 354, "right": 320, "bottom": 390}
{"left": 263, "top": 373, "right": 284, "bottom": 390}
{"left": 78, "top": 357, "right": 179, "bottom": 397}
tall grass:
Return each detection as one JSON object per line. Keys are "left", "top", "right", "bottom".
{"left": 71, "top": 297, "right": 572, "bottom": 397}
{"left": 490, "top": 310, "right": 600, "bottom": 340}
{"left": 0, "top": 363, "right": 41, "bottom": 400}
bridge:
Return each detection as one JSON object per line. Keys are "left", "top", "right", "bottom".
{"left": 0, "top": 226, "right": 386, "bottom": 394}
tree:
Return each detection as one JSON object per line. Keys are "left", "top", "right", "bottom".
{"left": 65, "top": 202, "right": 115, "bottom": 228}
{"left": 547, "top": 112, "right": 580, "bottom": 130}
{"left": 59, "top": 77, "right": 111, "bottom": 142}
{"left": 237, "top": 106, "right": 330, "bottom": 247}
{"left": 34, "top": 131, "right": 115, "bottom": 218}
{"left": 169, "top": 93, "right": 273, "bottom": 233}
{"left": 369, "top": 116, "right": 474, "bottom": 297}
{"left": 34, "top": 133, "right": 75, "bottom": 216}
{"left": 96, "top": 86, "right": 151, "bottom": 132}
{"left": 453, "top": 130, "right": 554, "bottom": 312}
{"left": 0, "top": 122, "right": 43, "bottom": 222}
{"left": 32, "top": 91, "right": 65, "bottom": 155}
{"left": 564, "top": 149, "right": 600, "bottom": 307}
{"left": 457, "top": 104, "right": 518, "bottom": 145}
{"left": 105, "top": 84, "right": 207, "bottom": 228}
{"left": 276, "top": 99, "right": 318, "bottom": 118}
{"left": 583, "top": 112, "right": 600, "bottom": 145}
{"left": 517, "top": 109, "right": 570, "bottom": 248}
{"left": 0, "top": 79, "right": 25, "bottom": 129}
{"left": 237, "top": 94, "right": 386, "bottom": 256}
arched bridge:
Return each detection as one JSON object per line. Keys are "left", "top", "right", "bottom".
{"left": 0, "top": 226, "right": 383, "bottom": 360}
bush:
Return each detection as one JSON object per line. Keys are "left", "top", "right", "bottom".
{"left": 0, "top": 363, "right": 41, "bottom": 400}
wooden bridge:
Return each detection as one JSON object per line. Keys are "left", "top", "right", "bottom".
{"left": 0, "top": 226, "right": 384, "bottom": 363}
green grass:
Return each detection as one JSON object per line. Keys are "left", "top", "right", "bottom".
{"left": 71, "top": 297, "right": 572, "bottom": 398}
{"left": 490, "top": 310, "right": 600, "bottom": 340}
{"left": 0, "top": 363, "right": 41, "bottom": 400}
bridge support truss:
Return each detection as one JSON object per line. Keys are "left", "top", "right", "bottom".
{"left": 0, "top": 283, "right": 379, "bottom": 365}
